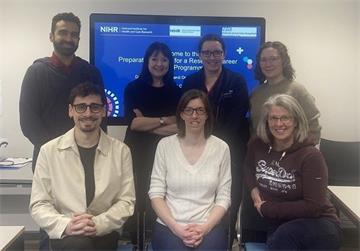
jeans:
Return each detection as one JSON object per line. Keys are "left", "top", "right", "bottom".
{"left": 152, "top": 222, "right": 228, "bottom": 251}
{"left": 266, "top": 217, "right": 342, "bottom": 250}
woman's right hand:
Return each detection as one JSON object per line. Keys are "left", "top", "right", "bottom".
{"left": 251, "top": 187, "right": 265, "bottom": 217}
{"left": 182, "top": 223, "right": 207, "bottom": 248}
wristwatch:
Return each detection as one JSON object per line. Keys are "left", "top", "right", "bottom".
{"left": 159, "top": 117, "right": 165, "bottom": 125}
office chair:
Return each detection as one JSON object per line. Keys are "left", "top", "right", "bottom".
{"left": 320, "top": 138, "right": 360, "bottom": 249}
{"left": 319, "top": 138, "right": 360, "bottom": 186}
{"left": 239, "top": 190, "right": 267, "bottom": 251}
{"left": 142, "top": 210, "right": 155, "bottom": 251}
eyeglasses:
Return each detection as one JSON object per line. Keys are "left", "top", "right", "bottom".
{"left": 72, "top": 103, "right": 104, "bottom": 113}
{"left": 259, "top": 56, "right": 281, "bottom": 64}
{"left": 183, "top": 107, "right": 207, "bottom": 116}
{"left": 200, "top": 50, "right": 224, "bottom": 58}
{"left": 268, "top": 115, "right": 293, "bottom": 124}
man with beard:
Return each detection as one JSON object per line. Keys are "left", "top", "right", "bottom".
{"left": 19, "top": 12, "right": 104, "bottom": 250}
{"left": 30, "top": 83, "right": 135, "bottom": 251}
{"left": 19, "top": 12, "right": 104, "bottom": 172}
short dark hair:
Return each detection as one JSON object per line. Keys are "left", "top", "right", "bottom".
{"left": 255, "top": 41, "right": 295, "bottom": 83}
{"left": 51, "top": 12, "right": 81, "bottom": 34}
{"left": 198, "top": 34, "right": 226, "bottom": 52}
{"left": 139, "top": 42, "right": 175, "bottom": 85}
{"left": 176, "top": 89, "right": 213, "bottom": 138}
{"left": 69, "top": 82, "right": 106, "bottom": 106}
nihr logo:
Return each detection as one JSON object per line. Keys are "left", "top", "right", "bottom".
{"left": 100, "top": 26, "right": 119, "bottom": 32}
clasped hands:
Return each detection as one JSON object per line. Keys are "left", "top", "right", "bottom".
{"left": 173, "top": 223, "right": 210, "bottom": 248}
{"left": 64, "top": 213, "right": 97, "bottom": 237}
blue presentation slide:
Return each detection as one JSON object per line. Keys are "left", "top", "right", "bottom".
{"left": 94, "top": 22, "right": 262, "bottom": 117}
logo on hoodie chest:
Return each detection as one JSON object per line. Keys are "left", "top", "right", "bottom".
{"left": 256, "top": 159, "right": 297, "bottom": 193}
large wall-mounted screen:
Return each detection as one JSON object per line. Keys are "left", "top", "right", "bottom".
{"left": 90, "top": 14, "right": 265, "bottom": 124}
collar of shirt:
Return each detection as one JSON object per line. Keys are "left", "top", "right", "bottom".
{"left": 58, "top": 128, "right": 110, "bottom": 157}
{"left": 50, "top": 52, "right": 78, "bottom": 74}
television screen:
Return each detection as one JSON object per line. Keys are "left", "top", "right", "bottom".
{"left": 90, "top": 14, "right": 265, "bottom": 125}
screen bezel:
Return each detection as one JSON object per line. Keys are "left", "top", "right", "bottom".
{"left": 90, "top": 13, "right": 266, "bottom": 125}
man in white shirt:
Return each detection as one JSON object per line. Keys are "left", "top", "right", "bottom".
{"left": 30, "top": 82, "right": 135, "bottom": 250}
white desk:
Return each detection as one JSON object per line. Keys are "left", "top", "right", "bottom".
{"left": 0, "top": 163, "right": 38, "bottom": 232}
{"left": 0, "top": 226, "right": 25, "bottom": 250}
{"left": 327, "top": 186, "right": 360, "bottom": 226}
{"left": 0, "top": 163, "right": 33, "bottom": 185}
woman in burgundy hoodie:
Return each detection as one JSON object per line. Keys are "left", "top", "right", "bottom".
{"left": 245, "top": 94, "right": 341, "bottom": 250}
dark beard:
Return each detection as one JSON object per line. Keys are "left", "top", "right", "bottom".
{"left": 53, "top": 41, "right": 78, "bottom": 56}
{"left": 78, "top": 117, "right": 99, "bottom": 133}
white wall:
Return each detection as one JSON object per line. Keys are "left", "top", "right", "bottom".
{"left": 0, "top": 3, "right": 5, "bottom": 140}
{"left": 1, "top": 0, "right": 359, "bottom": 157}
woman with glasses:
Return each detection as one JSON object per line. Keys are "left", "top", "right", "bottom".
{"left": 149, "top": 89, "right": 231, "bottom": 250}
{"left": 251, "top": 41, "right": 321, "bottom": 144}
{"left": 244, "top": 94, "right": 341, "bottom": 250}
{"left": 182, "top": 33, "right": 249, "bottom": 247}
{"left": 123, "top": 42, "right": 181, "bottom": 249}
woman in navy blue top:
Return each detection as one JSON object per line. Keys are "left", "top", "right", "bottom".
{"left": 182, "top": 34, "right": 250, "bottom": 246}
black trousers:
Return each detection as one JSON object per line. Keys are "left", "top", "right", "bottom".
{"left": 50, "top": 231, "right": 119, "bottom": 251}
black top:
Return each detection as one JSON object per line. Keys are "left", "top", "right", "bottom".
{"left": 124, "top": 78, "right": 181, "bottom": 178}
{"left": 182, "top": 67, "right": 250, "bottom": 171}
{"left": 19, "top": 56, "right": 104, "bottom": 170}
{"left": 78, "top": 144, "right": 97, "bottom": 207}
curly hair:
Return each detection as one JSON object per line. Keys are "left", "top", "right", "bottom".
{"left": 255, "top": 41, "right": 295, "bottom": 83}
{"left": 69, "top": 82, "right": 106, "bottom": 107}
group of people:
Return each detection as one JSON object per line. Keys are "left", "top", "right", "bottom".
{"left": 19, "top": 12, "right": 342, "bottom": 251}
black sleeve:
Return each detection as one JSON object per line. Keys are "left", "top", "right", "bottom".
{"left": 19, "top": 65, "right": 51, "bottom": 146}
